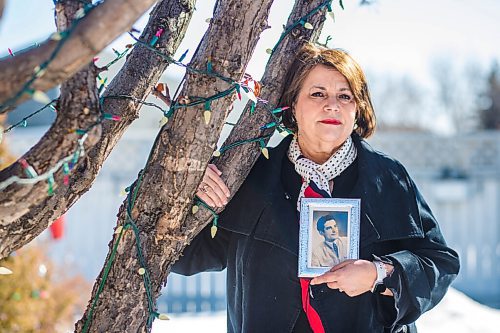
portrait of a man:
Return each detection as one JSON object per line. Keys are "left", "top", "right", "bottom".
{"left": 310, "top": 213, "right": 349, "bottom": 267}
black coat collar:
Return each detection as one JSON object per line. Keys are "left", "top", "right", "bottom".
{"left": 220, "top": 133, "right": 425, "bottom": 255}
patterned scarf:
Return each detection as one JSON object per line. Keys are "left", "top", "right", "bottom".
{"left": 288, "top": 136, "right": 357, "bottom": 210}
{"left": 287, "top": 136, "right": 357, "bottom": 333}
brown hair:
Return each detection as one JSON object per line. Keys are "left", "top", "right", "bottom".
{"left": 278, "top": 43, "right": 376, "bottom": 138}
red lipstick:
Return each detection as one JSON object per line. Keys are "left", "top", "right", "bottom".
{"left": 320, "top": 119, "right": 341, "bottom": 125}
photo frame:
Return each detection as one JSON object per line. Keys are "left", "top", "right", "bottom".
{"left": 298, "top": 198, "right": 361, "bottom": 278}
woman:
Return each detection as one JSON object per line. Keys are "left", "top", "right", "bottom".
{"left": 172, "top": 43, "right": 460, "bottom": 333}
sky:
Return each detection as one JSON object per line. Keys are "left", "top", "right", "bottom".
{"left": 1, "top": 0, "right": 499, "bottom": 132}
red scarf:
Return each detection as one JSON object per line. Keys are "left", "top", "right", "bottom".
{"left": 299, "top": 183, "right": 327, "bottom": 333}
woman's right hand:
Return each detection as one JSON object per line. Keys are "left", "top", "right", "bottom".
{"left": 196, "top": 164, "right": 231, "bottom": 208}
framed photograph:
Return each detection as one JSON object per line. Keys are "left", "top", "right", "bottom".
{"left": 298, "top": 198, "right": 361, "bottom": 278}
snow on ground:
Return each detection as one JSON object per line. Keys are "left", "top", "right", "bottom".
{"left": 416, "top": 288, "right": 500, "bottom": 332}
{"left": 152, "top": 288, "right": 500, "bottom": 332}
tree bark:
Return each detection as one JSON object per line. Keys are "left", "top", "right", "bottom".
{"left": 0, "top": 0, "right": 159, "bottom": 111}
{"left": 182, "top": 0, "right": 329, "bottom": 236}
{"left": 75, "top": 0, "right": 274, "bottom": 332}
{"left": 0, "top": 0, "right": 196, "bottom": 259}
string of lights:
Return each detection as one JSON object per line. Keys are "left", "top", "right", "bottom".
{"left": 0, "top": 1, "right": 99, "bottom": 113}
{"left": 267, "top": 0, "right": 334, "bottom": 55}
{"left": 2, "top": 99, "right": 58, "bottom": 133}
{"left": 82, "top": 144, "right": 166, "bottom": 331}
{"left": 0, "top": 0, "right": 334, "bottom": 213}
{"left": 0, "top": 133, "right": 88, "bottom": 191}
{"left": 1, "top": 0, "right": 335, "bottom": 138}
{"left": 0, "top": 42, "right": 135, "bottom": 136}
{"left": 4, "top": 1, "right": 339, "bottom": 328}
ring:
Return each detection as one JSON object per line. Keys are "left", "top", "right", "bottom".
{"left": 338, "top": 288, "right": 343, "bottom": 292}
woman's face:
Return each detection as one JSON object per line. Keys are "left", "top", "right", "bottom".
{"left": 294, "top": 64, "right": 357, "bottom": 153}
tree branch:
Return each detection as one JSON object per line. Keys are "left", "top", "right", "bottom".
{"left": 0, "top": 0, "right": 196, "bottom": 259}
{"left": 0, "top": 0, "right": 159, "bottom": 111}
{"left": 183, "top": 0, "right": 328, "bottom": 236}
{"left": 75, "top": 0, "right": 276, "bottom": 331}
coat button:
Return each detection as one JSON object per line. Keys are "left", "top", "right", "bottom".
{"left": 284, "top": 192, "right": 290, "bottom": 200}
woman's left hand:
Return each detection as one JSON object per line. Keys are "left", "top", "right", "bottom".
{"left": 310, "top": 259, "right": 378, "bottom": 297}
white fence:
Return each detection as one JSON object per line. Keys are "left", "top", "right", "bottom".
{"left": 7, "top": 129, "right": 500, "bottom": 310}
{"left": 369, "top": 132, "right": 500, "bottom": 308}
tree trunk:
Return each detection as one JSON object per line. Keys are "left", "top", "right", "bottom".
{"left": 0, "top": 0, "right": 196, "bottom": 259}
{"left": 0, "top": 0, "right": 158, "bottom": 111}
{"left": 75, "top": 0, "right": 274, "bottom": 332}
{"left": 182, "top": 0, "right": 329, "bottom": 237}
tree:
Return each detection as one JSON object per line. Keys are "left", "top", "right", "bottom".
{"left": 0, "top": 243, "right": 90, "bottom": 332}
{"left": 0, "top": 0, "right": 194, "bottom": 257}
{"left": 430, "top": 57, "right": 485, "bottom": 133}
{"left": 0, "top": 0, "right": 341, "bottom": 331}
{"left": 478, "top": 62, "right": 500, "bottom": 129}
{"left": 370, "top": 73, "right": 427, "bottom": 131}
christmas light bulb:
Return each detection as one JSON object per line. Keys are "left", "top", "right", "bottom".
{"left": 178, "top": 49, "right": 189, "bottom": 62}
{"left": 47, "top": 173, "right": 55, "bottom": 196}
{"left": 207, "top": 56, "right": 213, "bottom": 72}
{"left": 303, "top": 22, "right": 313, "bottom": 30}
{"left": 115, "top": 226, "right": 123, "bottom": 234}
{"left": 103, "top": 113, "right": 121, "bottom": 121}
{"left": 158, "top": 313, "right": 170, "bottom": 320}
{"left": 50, "top": 32, "right": 62, "bottom": 40}
{"left": 0, "top": 266, "right": 13, "bottom": 275}
{"left": 211, "top": 225, "right": 218, "bottom": 238}
{"left": 261, "top": 147, "right": 269, "bottom": 159}
{"left": 74, "top": 7, "right": 86, "bottom": 18}
{"left": 159, "top": 117, "right": 169, "bottom": 127}
{"left": 204, "top": 110, "right": 212, "bottom": 125}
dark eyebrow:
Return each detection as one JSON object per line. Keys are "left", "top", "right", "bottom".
{"left": 310, "top": 85, "right": 352, "bottom": 93}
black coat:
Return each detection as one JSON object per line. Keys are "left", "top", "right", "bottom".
{"left": 173, "top": 134, "right": 460, "bottom": 333}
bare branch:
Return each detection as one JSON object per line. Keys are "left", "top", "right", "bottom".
{"left": 0, "top": 0, "right": 159, "bottom": 110}
{"left": 0, "top": 0, "right": 196, "bottom": 259}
